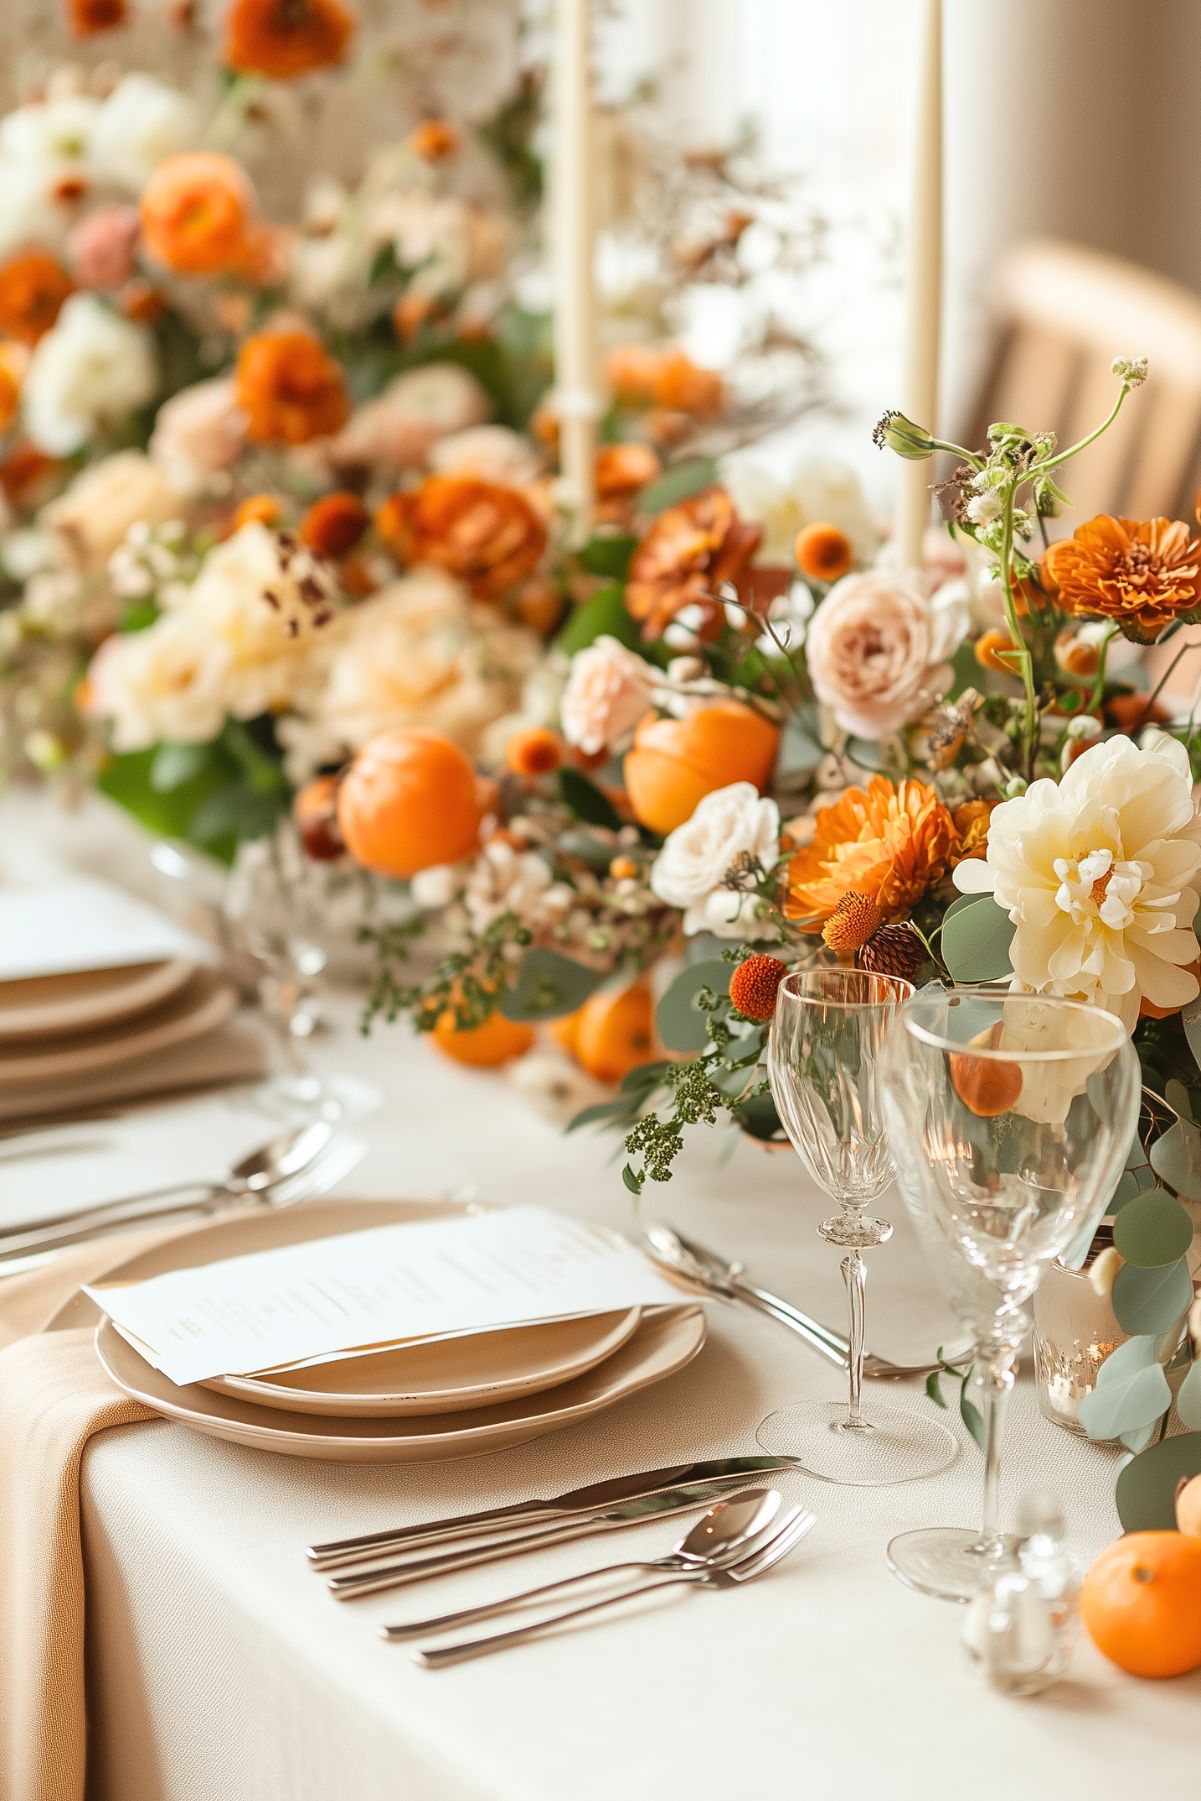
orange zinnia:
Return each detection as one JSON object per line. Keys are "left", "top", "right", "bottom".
{"left": 625, "top": 485, "right": 761, "bottom": 638}
{"left": 785, "top": 775, "right": 957, "bottom": 926}
{"left": 381, "top": 476, "right": 547, "bottom": 600}
{"left": 236, "top": 328, "right": 349, "bottom": 445}
{"left": 140, "top": 153, "right": 254, "bottom": 277}
{"left": 0, "top": 252, "right": 73, "bottom": 346}
{"left": 224, "top": 0, "right": 356, "bottom": 79}
{"left": 65, "top": 0, "right": 126, "bottom": 32}
{"left": 1042, "top": 514, "right": 1201, "bottom": 642}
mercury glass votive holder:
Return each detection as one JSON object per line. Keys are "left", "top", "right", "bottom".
{"left": 1031, "top": 1252, "right": 1125, "bottom": 1435}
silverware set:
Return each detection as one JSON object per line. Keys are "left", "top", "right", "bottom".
{"left": 309, "top": 1484, "right": 817, "bottom": 1667}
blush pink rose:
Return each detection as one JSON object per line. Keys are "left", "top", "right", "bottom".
{"left": 805, "top": 567, "right": 967, "bottom": 739}
{"left": 149, "top": 377, "right": 247, "bottom": 491}
{"left": 560, "top": 635, "right": 657, "bottom": 755}
{"left": 68, "top": 206, "right": 141, "bottom": 290}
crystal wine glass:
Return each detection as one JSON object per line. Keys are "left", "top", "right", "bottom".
{"left": 756, "top": 967, "right": 958, "bottom": 1484}
{"left": 879, "top": 986, "right": 1140, "bottom": 1600}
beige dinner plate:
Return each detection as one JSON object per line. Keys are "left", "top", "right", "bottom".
{"left": 53, "top": 1197, "right": 706, "bottom": 1463}
{"left": 0, "top": 968, "right": 236, "bottom": 1082}
{"left": 0, "top": 958, "right": 194, "bottom": 1042}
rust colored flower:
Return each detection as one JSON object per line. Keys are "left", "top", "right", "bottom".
{"left": 595, "top": 442, "right": 661, "bottom": 502}
{"left": 299, "top": 490, "right": 368, "bottom": 557}
{"left": 0, "top": 252, "right": 73, "bottom": 346}
{"left": 140, "top": 153, "right": 254, "bottom": 277}
{"left": 948, "top": 798, "right": 994, "bottom": 868}
{"left": 382, "top": 475, "right": 548, "bottom": 600}
{"left": 65, "top": 0, "right": 126, "bottom": 31}
{"left": 223, "top": 0, "right": 356, "bottom": 79}
{"left": 0, "top": 344, "right": 25, "bottom": 434}
{"left": 1042, "top": 514, "right": 1201, "bottom": 643}
{"left": 794, "top": 522, "right": 853, "bottom": 584}
{"left": 625, "top": 485, "right": 761, "bottom": 638}
{"left": 785, "top": 775, "right": 957, "bottom": 927}
{"left": 235, "top": 328, "right": 349, "bottom": 445}
{"left": 505, "top": 726, "right": 564, "bottom": 777}
{"left": 0, "top": 444, "right": 57, "bottom": 508}
{"left": 729, "top": 954, "right": 789, "bottom": 1022}
{"left": 605, "top": 344, "right": 723, "bottom": 417}
{"left": 407, "top": 119, "right": 459, "bottom": 162}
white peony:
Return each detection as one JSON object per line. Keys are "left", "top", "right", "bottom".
{"left": 90, "top": 75, "right": 199, "bottom": 192}
{"left": 0, "top": 160, "right": 66, "bottom": 257}
{"left": 560, "top": 635, "right": 657, "bottom": 755}
{"left": 87, "top": 614, "right": 230, "bottom": 751}
{"left": 23, "top": 295, "right": 158, "bottom": 455}
{"left": 650, "top": 782, "right": 782, "bottom": 938}
{"left": 44, "top": 451, "right": 181, "bottom": 569}
{"left": 0, "top": 95, "right": 99, "bottom": 180}
{"left": 955, "top": 734, "right": 1201, "bottom": 1031}
{"left": 722, "top": 455, "right": 879, "bottom": 565}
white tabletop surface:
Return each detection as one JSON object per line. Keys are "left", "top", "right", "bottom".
{"left": 4, "top": 792, "right": 1199, "bottom": 1801}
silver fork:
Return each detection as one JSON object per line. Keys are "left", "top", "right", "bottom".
{"left": 411, "top": 1506, "right": 817, "bottom": 1669}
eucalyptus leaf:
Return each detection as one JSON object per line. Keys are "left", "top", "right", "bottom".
{"left": 566, "top": 1098, "right": 636, "bottom": 1135}
{"left": 1078, "top": 1333, "right": 1172, "bottom": 1440}
{"left": 1111, "top": 1256, "right": 1194, "bottom": 1335}
{"left": 1112, "top": 1189, "right": 1196, "bottom": 1267}
{"left": 639, "top": 456, "right": 718, "bottom": 515}
{"left": 1119, "top": 1421, "right": 1160, "bottom": 1454}
{"left": 656, "top": 959, "right": 729, "bottom": 1053}
{"left": 1115, "top": 1431, "right": 1201, "bottom": 1531}
{"left": 497, "top": 949, "right": 605, "bottom": 1022}
{"left": 553, "top": 581, "right": 643, "bottom": 655}
{"left": 1178, "top": 1358, "right": 1201, "bottom": 1430}
{"left": 736, "top": 1089, "right": 782, "bottom": 1142}
{"left": 939, "top": 896, "right": 1015, "bottom": 982}
{"left": 578, "top": 534, "right": 638, "bottom": 580}
{"left": 778, "top": 719, "right": 824, "bottom": 779}
{"left": 1150, "top": 1117, "right": 1201, "bottom": 1200}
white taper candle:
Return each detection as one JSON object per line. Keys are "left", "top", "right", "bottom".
{"left": 897, "top": 0, "right": 943, "bottom": 569}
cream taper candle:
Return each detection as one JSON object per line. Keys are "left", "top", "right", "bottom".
{"left": 897, "top": 0, "right": 943, "bottom": 569}
{"left": 551, "top": 0, "right": 599, "bottom": 544}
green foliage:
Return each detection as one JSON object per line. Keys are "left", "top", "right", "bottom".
{"left": 939, "top": 895, "right": 1014, "bottom": 982}
{"left": 1112, "top": 1189, "right": 1195, "bottom": 1267}
{"left": 359, "top": 911, "right": 529, "bottom": 1036}
{"left": 655, "top": 960, "right": 731, "bottom": 1053}
{"left": 558, "top": 766, "right": 625, "bottom": 831}
{"left": 98, "top": 718, "right": 289, "bottom": 863}
{"left": 1115, "top": 1431, "right": 1201, "bottom": 1531}
{"left": 1111, "top": 1258, "right": 1194, "bottom": 1335}
{"left": 1078, "top": 1334, "right": 1172, "bottom": 1441}
{"left": 498, "top": 949, "right": 606, "bottom": 1022}
{"left": 577, "top": 535, "right": 638, "bottom": 580}
{"left": 1150, "top": 1117, "right": 1201, "bottom": 1199}
{"left": 554, "top": 582, "right": 644, "bottom": 656}
{"left": 638, "top": 456, "right": 719, "bottom": 515}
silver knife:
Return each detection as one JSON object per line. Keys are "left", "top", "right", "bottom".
{"left": 324, "top": 1472, "right": 795, "bottom": 1600}
{"left": 307, "top": 1455, "right": 793, "bottom": 1572}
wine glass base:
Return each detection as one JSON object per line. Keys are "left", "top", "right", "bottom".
{"left": 756, "top": 1401, "right": 958, "bottom": 1487}
{"left": 251, "top": 1074, "right": 382, "bottom": 1124}
{"left": 886, "top": 1526, "right": 1020, "bottom": 1602}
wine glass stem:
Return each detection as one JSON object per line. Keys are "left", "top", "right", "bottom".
{"left": 976, "top": 1354, "right": 1015, "bottom": 1552}
{"left": 841, "top": 1249, "right": 867, "bottom": 1430}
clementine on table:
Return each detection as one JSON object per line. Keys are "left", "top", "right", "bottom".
{"left": 623, "top": 700, "right": 779, "bottom": 836}
{"left": 433, "top": 1005, "right": 535, "bottom": 1068}
{"left": 336, "top": 729, "right": 483, "bottom": 879}
{"left": 1081, "top": 1532, "right": 1201, "bottom": 1678}
{"left": 573, "top": 979, "right": 657, "bottom": 1084}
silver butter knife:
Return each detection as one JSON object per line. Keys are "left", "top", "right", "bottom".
{"left": 307, "top": 1455, "right": 794, "bottom": 1571}
{"left": 324, "top": 1472, "right": 796, "bottom": 1600}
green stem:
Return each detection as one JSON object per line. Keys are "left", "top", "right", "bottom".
{"left": 1086, "top": 625, "right": 1119, "bottom": 711}
{"left": 997, "top": 485, "right": 1039, "bottom": 777}
{"left": 1035, "top": 384, "right": 1133, "bottom": 476}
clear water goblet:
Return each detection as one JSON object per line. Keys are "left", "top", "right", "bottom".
{"left": 879, "top": 986, "right": 1140, "bottom": 1600}
{"left": 755, "top": 967, "right": 959, "bottom": 1485}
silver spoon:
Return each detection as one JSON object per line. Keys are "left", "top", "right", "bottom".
{"left": 0, "top": 1121, "right": 334, "bottom": 1261}
{"left": 383, "top": 1487, "right": 784, "bottom": 1643}
{"left": 411, "top": 1498, "right": 817, "bottom": 1668}
{"left": 645, "top": 1223, "right": 965, "bottom": 1380}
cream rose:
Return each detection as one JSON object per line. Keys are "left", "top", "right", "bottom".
{"left": 650, "top": 782, "right": 782, "bottom": 938}
{"left": 955, "top": 733, "right": 1201, "bottom": 1032}
{"left": 327, "top": 364, "right": 490, "bottom": 472}
{"left": 150, "top": 378, "right": 247, "bottom": 492}
{"left": 560, "top": 635, "right": 657, "bottom": 755}
{"left": 23, "top": 295, "right": 158, "bottom": 456}
{"left": 87, "top": 615, "right": 230, "bottom": 751}
{"left": 806, "top": 568, "right": 965, "bottom": 739}
{"left": 44, "top": 451, "right": 181, "bottom": 569}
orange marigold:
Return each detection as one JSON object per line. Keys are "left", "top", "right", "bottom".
{"left": 65, "top": 0, "right": 126, "bottom": 32}
{"left": 729, "top": 954, "right": 789, "bottom": 1022}
{"left": 236, "top": 328, "right": 349, "bottom": 445}
{"left": 383, "top": 475, "right": 547, "bottom": 600}
{"left": 785, "top": 775, "right": 957, "bottom": 927}
{"left": 794, "top": 521, "right": 853, "bottom": 584}
{"left": 1042, "top": 514, "right": 1201, "bottom": 643}
{"left": 223, "top": 0, "right": 356, "bottom": 79}
{"left": 140, "top": 153, "right": 254, "bottom": 277}
{"left": 625, "top": 485, "right": 761, "bottom": 638}
{"left": 0, "top": 252, "right": 73, "bottom": 346}
{"left": 299, "top": 490, "right": 368, "bottom": 557}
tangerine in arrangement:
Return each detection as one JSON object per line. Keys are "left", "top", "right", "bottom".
{"left": 623, "top": 700, "right": 779, "bottom": 836}
{"left": 573, "top": 979, "right": 657, "bottom": 1084}
{"left": 337, "top": 729, "right": 483, "bottom": 879}
{"left": 432, "top": 1005, "right": 535, "bottom": 1069}
{"left": 1080, "top": 1531, "right": 1201, "bottom": 1678}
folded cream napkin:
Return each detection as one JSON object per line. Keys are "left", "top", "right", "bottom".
{"left": 0, "top": 1230, "right": 177, "bottom": 1801}
{"left": 0, "top": 1012, "right": 270, "bottom": 1125}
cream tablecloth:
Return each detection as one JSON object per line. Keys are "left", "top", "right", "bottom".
{"left": 3, "top": 796, "right": 1199, "bottom": 1801}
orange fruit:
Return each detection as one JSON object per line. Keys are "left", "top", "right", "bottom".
{"left": 337, "top": 729, "right": 483, "bottom": 879}
{"left": 573, "top": 979, "right": 657, "bottom": 1084}
{"left": 949, "top": 1027, "right": 1023, "bottom": 1117}
{"left": 432, "top": 1006, "right": 535, "bottom": 1068}
{"left": 623, "top": 701, "right": 779, "bottom": 836}
{"left": 1176, "top": 1475, "right": 1201, "bottom": 1538}
{"left": 548, "top": 1008, "right": 583, "bottom": 1057}
{"left": 1081, "top": 1532, "right": 1201, "bottom": 1678}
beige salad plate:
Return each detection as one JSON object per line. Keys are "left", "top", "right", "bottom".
{"left": 0, "top": 957, "right": 194, "bottom": 1042}
{"left": 0, "top": 968, "right": 235, "bottom": 1081}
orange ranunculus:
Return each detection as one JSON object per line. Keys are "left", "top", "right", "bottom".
{"left": 625, "top": 484, "right": 761, "bottom": 638}
{"left": 235, "top": 328, "right": 349, "bottom": 445}
{"left": 65, "top": 0, "right": 126, "bottom": 32}
{"left": 140, "top": 153, "right": 254, "bottom": 277}
{"left": 606, "top": 344, "right": 723, "bottom": 417}
{"left": 0, "top": 252, "right": 73, "bottom": 346}
{"left": 381, "top": 475, "right": 547, "bottom": 600}
{"left": 299, "top": 490, "right": 368, "bottom": 557}
{"left": 223, "top": 0, "right": 356, "bottom": 79}
{"left": 785, "top": 775, "right": 957, "bottom": 927}
{"left": 1042, "top": 515, "right": 1201, "bottom": 643}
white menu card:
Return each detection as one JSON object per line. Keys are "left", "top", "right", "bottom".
{"left": 0, "top": 877, "right": 212, "bottom": 982}
{"left": 85, "top": 1207, "right": 696, "bottom": 1387}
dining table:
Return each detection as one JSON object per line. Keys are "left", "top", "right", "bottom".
{"left": 2, "top": 791, "right": 1198, "bottom": 1801}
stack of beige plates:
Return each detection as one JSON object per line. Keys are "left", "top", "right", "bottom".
{"left": 50, "top": 1199, "right": 707, "bottom": 1463}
